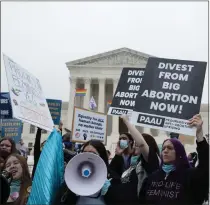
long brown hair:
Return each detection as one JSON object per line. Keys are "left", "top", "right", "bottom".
{"left": 0, "top": 138, "right": 18, "bottom": 159}
{"left": 4, "top": 154, "right": 31, "bottom": 205}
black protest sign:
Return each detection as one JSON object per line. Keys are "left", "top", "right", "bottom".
{"left": 132, "top": 57, "right": 206, "bottom": 136}
{"left": 108, "top": 68, "right": 144, "bottom": 116}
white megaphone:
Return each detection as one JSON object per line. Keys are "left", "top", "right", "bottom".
{"left": 64, "top": 152, "right": 107, "bottom": 196}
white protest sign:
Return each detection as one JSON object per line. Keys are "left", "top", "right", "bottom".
{"left": 3, "top": 54, "right": 54, "bottom": 132}
{"left": 72, "top": 107, "right": 107, "bottom": 144}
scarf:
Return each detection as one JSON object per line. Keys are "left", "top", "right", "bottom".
{"left": 162, "top": 164, "right": 176, "bottom": 174}
{"left": 10, "top": 180, "right": 21, "bottom": 201}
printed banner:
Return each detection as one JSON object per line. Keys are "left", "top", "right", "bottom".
{"left": 3, "top": 54, "right": 54, "bottom": 131}
{"left": 108, "top": 68, "right": 145, "bottom": 116}
{"left": 72, "top": 107, "right": 107, "bottom": 144}
{"left": 132, "top": 57, "right": 207, "bottom": 136}
{"left": 0, "top": 92, "right": 12, "bottom": 119}
{"left": 1, "top": 119, "right": 23, "bottom": 143}
{"left": 46, "top": 99, "right": 62, "bottom": 125}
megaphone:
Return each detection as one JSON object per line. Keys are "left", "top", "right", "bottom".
{"left": 64, "top": 152, "right": 107, "bottom": 196}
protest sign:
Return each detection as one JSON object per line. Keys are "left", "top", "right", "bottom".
{"left": 132, "top": 57, "right": 207, "bottom": 136}
{"left": 72, "top": 107, "right": 107, "bottom": 144}
{"left": 0, "top": 92, "right": 12, "bottom": 119}
{"left": 108, "top": 68, "right": 144, "bottom": 116}
{"left": 3, "top": 54, "right": 54, "bottom": 131}
{"left": 46, "top": 99, "right": 62, "bottom": 125}
{"left": 1, "top": 119, "right": 23, "bottom": 143}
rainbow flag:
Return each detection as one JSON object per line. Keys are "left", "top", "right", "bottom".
{"left": 75, "top": 89, "right": 87, "bottom": 97}
{"left": 107, "top": 100, "right": 112, "bottom": 107}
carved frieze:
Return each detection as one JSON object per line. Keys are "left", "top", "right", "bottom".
{"left": 75, "top": 52, "right": 148, "bottom": 66}
{"left": 83, "top": 77, "right": 92, "bottom": 84}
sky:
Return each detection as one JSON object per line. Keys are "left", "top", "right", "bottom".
{"left": 1, "top": 1, "right": 208, "bottom": 103}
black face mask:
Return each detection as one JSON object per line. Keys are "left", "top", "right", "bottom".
{"left": 0, "top": 150, "right": 10, "bottom": 159}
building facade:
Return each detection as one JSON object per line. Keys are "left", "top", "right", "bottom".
{"left": 21, "top": 48, "right": 209, "bottom": 155}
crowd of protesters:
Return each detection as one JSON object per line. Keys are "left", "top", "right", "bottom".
{"left": 0, "top": 114, "right": 209, "bottom": 205}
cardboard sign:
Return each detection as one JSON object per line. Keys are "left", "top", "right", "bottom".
{"left": 108, "top": 68, "right": 144, "bottom": 116}
{"left": 3, "top": 54, "right": 54, "bottom": 131}
{"left": 0, "top": 92, "right": 12, "bottom": 119}
{"left": 132, "top": 57, "right": 207, "bottom": 136}
{"left": 46, "top": 99, "right": 62, "bottom": 125}
{"left": 1, "top": 119, "right": 23, "bottom": 143}
{"left": 72, "top": 107, "right": 107, "bottom": 144}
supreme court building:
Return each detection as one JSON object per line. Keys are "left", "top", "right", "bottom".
{"left": 21, "top": 48, "right": 209, "bottom": 155}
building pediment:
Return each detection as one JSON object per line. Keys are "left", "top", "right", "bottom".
{"left": 66, "top": 47, "right": 154, "bottom": 67}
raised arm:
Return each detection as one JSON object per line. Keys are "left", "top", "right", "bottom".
{"left": 188, "top": 114, "right": 209, "bottom": 169}
{"left": 188, "top": 114, "right": 209, "bottom": 203}
{"left": 120, "top": 115, "right": 149, "bottom": 162}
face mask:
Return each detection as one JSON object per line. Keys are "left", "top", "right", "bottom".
{"left": 0, "top": 150, "right": 9, "bottom": 157}
{"left": 162, "top": 164, "right": 176, "bottom": 174}
{"left": 130, "top": 155, "right": 139, "bottom": 166}
{"left": 120, "top": 140, "right": 128, "bottom": 149}
{"left": 101, "top": 179, "right": 111, "bottom": 196}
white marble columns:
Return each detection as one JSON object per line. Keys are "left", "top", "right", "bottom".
{"left": 98, "top": 78, "right": 105, "bottom": 113}
{"left": 83, "top": 78, "right": 91, "bottom": 109}
{"left": 67, "top": 76, "right": 167, "bottom": 138}
{"left": 143, "top": 127, "right": 152, "bottom": 135}
{"left": 111, "top": 78, "right": 119, "bottom": 137}
{"left": 67, "top": 77, "right": 77, "bottom": 130}
{"left": 143, "top": 127, "right": 167, "bottom": 137}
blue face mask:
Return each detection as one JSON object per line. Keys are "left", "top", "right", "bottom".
{"left": 162, "top": 164, "right": 176, "bottom": 174}
{"left": 101, "top": 179, "right": 111, "bottom": 196}
{"left": 130, "top": 155, "right": 139, "bottom": 166}
{"left": 120, "top": 140, "right": 128, "bottom": 149}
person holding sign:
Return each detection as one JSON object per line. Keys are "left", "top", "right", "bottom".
{"left": 105, "top": 115, "right": 160, "bottom": 205}
{"left": 109, "top": 132, "right": 134, "bottom": 177}
{"left": 138, "top": 114, "right": 209, "bottom": 205}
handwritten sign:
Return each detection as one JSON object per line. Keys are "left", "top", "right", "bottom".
{"left": 0, "top": 92, "right": 12, "bottom": 119}
{"left": 72, "top": 107, "right": 107, "bottom": 144}
{"left": 3, "top": 54, "right": 54, "bottom": 131}
{"left": 46, "top": 99, "right": 62, "bottom": 125}
{"left": 1, "top": 119, "right": 23, "bottom": 143}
